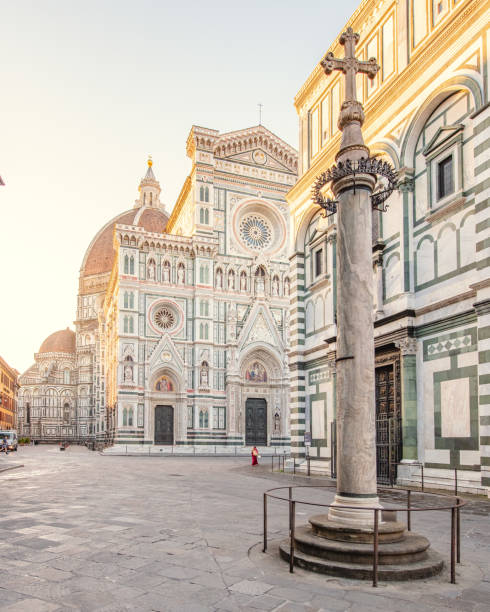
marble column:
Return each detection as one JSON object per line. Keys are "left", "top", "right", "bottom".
{"left": 321, "top": 27, "right": 382, "bottom": 526}
{"left": 396, "top": 338, "right": 418, "bottom": 461}
{"left": 327, "top": 169, "right": 381, "bottom": 526}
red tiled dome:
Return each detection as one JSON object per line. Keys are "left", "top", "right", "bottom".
{"left": 81, "top": 208, "right": 168, "bottom": 277}
{"left": 39, "top": 328, "right": 76, "bottom": 354}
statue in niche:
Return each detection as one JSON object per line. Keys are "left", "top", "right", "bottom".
{"left": 274, "top": 411, "right": 280, "bottom": 432}
{"left": 148, "top": 260, "right": 156, "bottom": 280}
{"left": 255, "top": 267, "right": 265, "bottom": 296}
{"left": 240, "top": 272, "right": 247, "bottom": 291}
{"left": 228, "top": 270, "right": 235, "bottom": 290}
{"left": 124, "top": 365, "right": 133, "bottom": 382}
{"left": 284, "top": 277, "right": 290, "bottom": 296}
{"left": 163, "top": 261, "right": 170, "bottom": 282}
{"left": 272, "top": 276, "right": 279, "bottom": 296}
{"left": 216, "top": 269, "right": 223, "bottom": 289}
{"left": 177, "top": 264, "right": 185, "bottom": 285}
{"left": 200, "top": 362, "right": 209, "bottom": 387}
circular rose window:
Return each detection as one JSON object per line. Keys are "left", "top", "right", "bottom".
{"left": 239, "top": 214, "right": 273, "bottom": 251}
{"left": 153, "top": 306, "right": 176, "bottom": 331}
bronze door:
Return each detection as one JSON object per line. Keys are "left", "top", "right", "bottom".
{"left": 375, "top": 364, "right": 401, "bottom": 484}
{"left": 155, "top": 405, "right": 174, "bottom": 445}
{"left": 245, "top": 398, "right": 267, "bottom": 446}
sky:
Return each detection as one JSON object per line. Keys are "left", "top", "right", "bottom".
{"left": 0, "top": 0, "right": 360, "bottom": 373}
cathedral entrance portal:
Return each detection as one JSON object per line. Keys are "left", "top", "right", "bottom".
{"left": 245, "top": 398, "right": 267, "bottom": 445}
{"left": 154, "top": 405, "right": 174, "bottom": 445}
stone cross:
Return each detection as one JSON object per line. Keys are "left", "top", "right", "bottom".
{"left": 321, "top": 27, "right": 379, "bottom": 103}
{"left": 321, "top": 28, "right": 379, "bottom": 154}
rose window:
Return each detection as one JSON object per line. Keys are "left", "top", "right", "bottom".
{"left": 153, "top": 306, "right": 176, "bottom": 331}
{"left": 239, "top": 214, "right": 273, "bottom": 251}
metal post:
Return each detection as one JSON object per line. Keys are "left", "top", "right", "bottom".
{"left": 407, "top": 489, "right": 411, "bottom": 532}
{"left": 263, "top": 494, "right": 267, "bottom": 552}
{"left": 293, "top": 458, "right": 296, "bottom": 475}
{"left": 456, "top": 498, "right": 461, "bottom": 564}
{"left": 271, "top": 456, "right": 273, "bottom": 473}
{"left": 307, "top": 456, "right": 311, "bottom": 477}
{"left": 421, "top": 464, "right": 424, "bottom": 492}
{"left": 454, "top": 468, "right": 458, "bottom": 496}
{"left": 450, "top": 507, "right": 456, "bottom": 584}
{"left": 373, "top": 509, "right": 379, "bottom": 587}
{"left": 289, "top": 500, "right": 296, "bottom": 573}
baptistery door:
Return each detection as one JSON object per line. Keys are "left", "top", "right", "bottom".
{"left": 154, "top": 405, "right": 174, "bottom": 445}
{"left": 245, "top": 398, "right": 267, "bottom": 445}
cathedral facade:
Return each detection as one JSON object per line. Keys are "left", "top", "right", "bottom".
{"left": 104, "top": 126, "right": 296, "bottom": 447}
{"left": 288, "top": 0, "right": 489, "bottom": 494}
{"left": 18, "top": 125, "right": 297, "bottom": 449}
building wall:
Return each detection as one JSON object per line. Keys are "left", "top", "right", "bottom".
{"left": 0, "top": 356, "right": 18, "bottom": 431}
{"left": 17, "top": 351, "right": 82, "bottom": 441}
{"left": 288, "top": 0, "right": 490, "bottom": 492}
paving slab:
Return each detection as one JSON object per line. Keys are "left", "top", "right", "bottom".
{"left": 0, "top": 446, "right": 488, "bottom": 611}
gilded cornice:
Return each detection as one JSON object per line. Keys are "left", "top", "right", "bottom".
{"left": 294, "top": 0, "right": 480, "bottom": 113}
{"left": 294, "top": 0, "right": 391, "bottom": 110}
{"left": 166, "top": 175, "right": 192, "bottom": 233}
{"left": 288, "top": 0, "right": 485, "bottom": 205}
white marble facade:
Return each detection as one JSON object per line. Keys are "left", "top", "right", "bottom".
{"left": 103, "top": 126, "right": 297, "bottom": 447}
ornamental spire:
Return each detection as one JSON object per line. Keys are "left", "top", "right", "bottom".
{"left": 136, "top": 157, "right": 162, "bottom": 209}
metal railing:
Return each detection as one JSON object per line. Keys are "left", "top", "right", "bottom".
{"left": 271, "top": 454, "right": 311, "bottom": 476}
{"left": 393, "top": 462, "right": 484, "bottom": 496}
{"left": 262, "top": 484, "right": 465, "bottom": 588}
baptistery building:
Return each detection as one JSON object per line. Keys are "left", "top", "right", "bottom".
{"left": 288, "top": 0, "right": 489, "bottom": 494}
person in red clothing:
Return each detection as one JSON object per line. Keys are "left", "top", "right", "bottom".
{"left": 251, "top": 446, "right": 259, "bottom": 466}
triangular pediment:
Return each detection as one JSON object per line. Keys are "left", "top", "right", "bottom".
{"left": 213, "top": 125, "right": 298, "bottom": 173}
{"left": 238, "top": 303, "right": 284, "bottom": 352}
{"left": 423, "top": 124, "right": 464, "bottom": 157}
{"left": 148, "top": 333, "right": 184, "bottom": 372}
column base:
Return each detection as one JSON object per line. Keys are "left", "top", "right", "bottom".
{"left": 328, "top": 494, "right": 382, "bottom": 527}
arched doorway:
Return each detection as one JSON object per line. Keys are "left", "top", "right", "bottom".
{"left": 245, "top": 398, "right": 267, "bottom": 445}
{"left": 155, "top": 405, "right": 174, "bottom": 445}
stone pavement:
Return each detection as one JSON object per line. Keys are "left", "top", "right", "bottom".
{"left": 0, "top": 446, "right": 488, "bottom": 611}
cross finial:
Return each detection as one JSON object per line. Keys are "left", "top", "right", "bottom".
{"left": 258, "top": 103, "right": 263, "bottom": 125}
{"left": 321, "top": 27, "right": 379, "bottom": 104}
{"left": 320, "top": 27, "right": 380, "bottom": 159}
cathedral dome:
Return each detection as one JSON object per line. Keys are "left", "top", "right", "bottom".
{"left": 39, "top": 328, "right": 76, "bottom": 354}
{"left": 81, "top": 160, "right": 168, "bottom": 278}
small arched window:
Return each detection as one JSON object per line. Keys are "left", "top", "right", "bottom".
{"left": 128, "top": 408, "right": 133, "bottom": 427}
{"left": 124, "top": 255, "right": 129, "bottom": 274}
{"left": 200, "top": 185, "right": 204, "bottom": 201}
{"left": 123, "top": 407, "right": 128, "bottom": 427}
{"left": 123, "top": 316, "right": 128, "bottom": 333}
{"left": 124, "top": 292, "right": 128, "bottom": 308}
{"left": 129, "top": 317, "right": 134, "bottom": 333}
{"left": 204, "top": 186, "right": 209, "bottom": 202}
{"left": 199, "top": 409, "right": 209, "bottom": 428}
{"left": 204, "top": 209, "right": 209, "bottom": 224}
{"left": 129, "top": 292, "right": 134, "bottom": 308}
{"left": 129, "top": 256, "right": 135, "bottom": 275}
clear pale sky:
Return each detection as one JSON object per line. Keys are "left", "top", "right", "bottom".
{"left": 0, "top": 0, "right": 359, "bottom": 373}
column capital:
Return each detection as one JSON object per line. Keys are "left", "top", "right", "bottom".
{"left": 396, "top": 337, "right": 418, "bottom": 355}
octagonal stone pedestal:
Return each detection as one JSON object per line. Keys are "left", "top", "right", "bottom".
{"left": 279, "top": 514, "right": 444, "bottom": 581}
